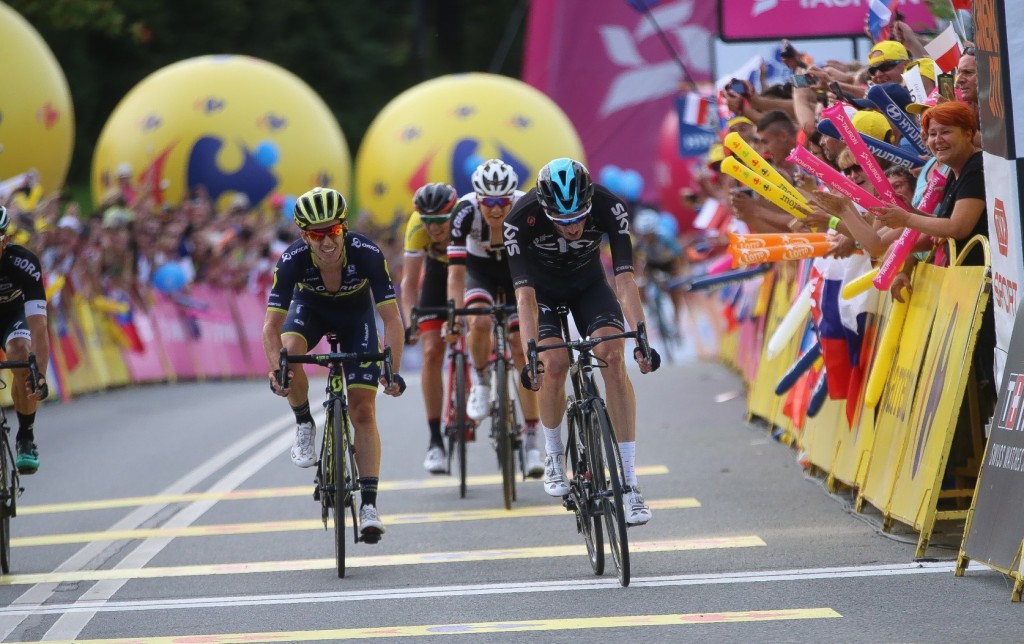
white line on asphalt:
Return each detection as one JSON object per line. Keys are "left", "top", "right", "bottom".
{"left": 0, "top": 412, "right": 298, "bottom": 642}
{"left": 0, "top": 560, "right": 987, "bottom": 617}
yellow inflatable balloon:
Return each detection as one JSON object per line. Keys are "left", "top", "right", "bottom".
{"left": 92, "top": 55, "right": 350, "bottom": 212}
{"left": 356, "top": 73, "right": 585, "bottom": 227}
{"left": 0, "top": 3, "right": 74, "bottom": 192}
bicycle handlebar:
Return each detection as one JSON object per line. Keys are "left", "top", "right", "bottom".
{"left": 534, "top": 328, "right": 645, "bottom": 355}
{"left": 412, "top": 300, "right": 518, "bottom": 331}
{"left": 0, "top": 353, "right": 41, "bottom": 394}
{"left": 277, "top": 346, "right": 394, "bottom": 389}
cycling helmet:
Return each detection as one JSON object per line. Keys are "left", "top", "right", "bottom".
{"left": 633, "top": 209, "right": 660, "bottom": 236}
{"left": 536, "top": 158, "right": 594, "bottom": 218}
{"left": 471, "top": 159, "right": 518, "bottom": 197}
{"left": 293, "top": 187, "right": 347, "bottom": 229}
{"left": 0, "top": 206, "right": 8, "bottom": 235}
{"left": 413, "top": 182, "right": 458, "bottom": 215}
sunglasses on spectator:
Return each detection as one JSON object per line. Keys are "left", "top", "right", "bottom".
{"left": 419, "top": 214, "right": 450, "bottom": 225}
{"left": 841, "top": 164, "right": 863, "bottom": 176}
{"left": 304, "top": 222, "right": 345, "bottom": 241}
{"left": 544, "top": 204, "right": 592, "bottom": 226}
{"left": 479, "top": 196, "right": 512, "bottom": 208}
{"left": 964, "top": 46, "right": 976, "bottom": 56}
{"left": 867, "top": 60, "right": 900, "bottom": 75}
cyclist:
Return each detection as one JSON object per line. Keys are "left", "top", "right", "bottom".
{"left": 505, "top": 158, "right": 660, "bottom": 526}
{"left": 263, "top": 187, "right": 406, "bottom": 542}
{"left": 399, "top": 182, "right": 459, "bottom": 474}
{"left": 632, "top": 208, "right": 685, "bottom": 331}
{"left": 446, "top": 159, "right": 544, "bottom": 478}
{"left": 0, "top": 206, "right": 49, "bottom": 474}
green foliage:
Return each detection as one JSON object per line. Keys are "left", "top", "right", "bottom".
{"left": 7, "top": 0, "right": 526, "bottom": 186}
{"left": 923, "top": 0, "right": 955, "bottom": 21}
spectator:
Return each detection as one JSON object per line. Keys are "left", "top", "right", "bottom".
{"left": 866, "top": 41, "right": 911, "bottom": 85}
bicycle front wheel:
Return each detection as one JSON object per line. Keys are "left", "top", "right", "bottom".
{"left": 591, "top": 399, "right": 630, "bottom": 587}
{"left": 451, "top": 351, "right": 469, "bottom": 499}
{"left": 0, "top": 438, "right": 10, "bottom": 575}
{"left": 567, "top": 402, "right": 603, "bottom": 575}
{"left": 330, "top": 399, "right": 347, "bottom": 579}
{"left": 494, "top": 360, "right": 515, "bottom": 510}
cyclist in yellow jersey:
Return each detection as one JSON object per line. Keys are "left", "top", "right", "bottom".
{"left": 399, "top": 183, "right": 459, "bottom": 473}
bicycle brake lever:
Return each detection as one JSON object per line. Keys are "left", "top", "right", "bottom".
{"left": 278, "top": 348, "right": 290, "bottom": 389}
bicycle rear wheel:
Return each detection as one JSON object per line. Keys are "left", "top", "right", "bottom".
{"left": 329, "top": 399, "right": 346, "bottom": 578}
{"left": 494, "top": 360, "right": 515, "bottom": 510}
{"left": 567, "top": 402, "right": 603, "bottom": 575}
{"left": 590, "top": 400, "right": 630, "bottom": 587}
{"left": 0, "top": 437, "right": 10, "bottom": 575}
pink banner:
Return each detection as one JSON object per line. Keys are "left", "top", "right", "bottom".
{"left": 719, "top": 0, "right": 936, "bottom": 41}
{"left": 187, "top": 285, "right": 251, "bottom": 379}
{"left": 149, "top": 293, "right": 198, "bottom": 379}
{"left": 233, "top": 290, "right": 271, "bottom": 376}
{"left": 121, "top": 306, "right": 169, "bottom": 383}
{"left": 523, "top": 0, "right": 716, "bottom": 204}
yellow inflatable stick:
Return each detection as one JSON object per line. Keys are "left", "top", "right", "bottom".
{"left": 44, "top": 273, "right": 66, "bottom": 300}
{"left": 864, "top": 296, "right": 909, "bottom": 408}
{"left": 841, "top": 268, "right": 879, "bottom": 300}
{"left": 723, "top": 132, "right": 808, "bottom": 206}
{"left": 90, "top": 296, "right": 131, "bottom": 315}
{"left": 721, "top": 157, "right": 811, "bottom": 220}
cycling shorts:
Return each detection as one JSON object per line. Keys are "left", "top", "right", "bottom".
{"left": 416, "top": 257, "right": 448, "bottom": 332}
{"left": 0, "top": 304, "right": 31, "bottom": 347}
{"left": 282, "top": 296, "right": 382, "bottom": 391}
{"left": 535, "top": 277, "right": 624, "bottom": 341}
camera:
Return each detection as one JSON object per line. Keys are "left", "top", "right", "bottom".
{"left": 792, "top": 73, "right": 815, "bottom": 89}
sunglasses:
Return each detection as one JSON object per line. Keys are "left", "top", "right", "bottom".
{"left": 419, "top": 214, "right": 450, "bottom": 225}
{"left": 479, "top": 196, "right": 512, "bottom": 208}
{"left": 867, "top": 60, "right": 900, "bottom": 75}
{"left": 544, "top": 204, "right": 592, "bottom": 226}
{"left": 305, "top": 222, "right": 345, "bottom": 241}
{"left": 964, "top": 46, "right": 976, "bottom": 56}
{"left": 841, "top": 164, "right": 863, "bottom": 176}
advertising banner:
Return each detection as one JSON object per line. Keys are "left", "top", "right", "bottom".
{"left": 718, "top": 0, "right": 935, "bottom": 42}
{"left": 984, "top": 154, "right": 1024, "bottom": 383}
{"left": 962, "top": 304, "right": 1024, "bottom": 572}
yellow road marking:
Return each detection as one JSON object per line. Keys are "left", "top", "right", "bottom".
{"left": 18, "top": 465, "right": 671, "bottom": 515}
{"left": 13, "top": 497, "right": 699, "bottom": 547}
{"left": 34, "top": 609, "right": 838, "bottom": 642}
{"left": 0, "top": 536, "right": 766, "bottom": 586}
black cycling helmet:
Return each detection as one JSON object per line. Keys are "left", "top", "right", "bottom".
{"left": 413, "top": 182, "right": 458, "bottom": 216}
{"left": 536, "top": 158, "right": 594, "bottom": 219}
{"left": 0, "top": 206, "right": 8, "bottom": 235}
{"left": 293, "top": 187, "right": 347, "bottom": 229}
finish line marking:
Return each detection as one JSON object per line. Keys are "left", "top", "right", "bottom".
{"left": 27, "top": 608, "right": 841, "bottom": 643}
{"left": 12, "top": 497, "right": 700, "bottom": 548}
{"left": 0, "top": 536, "right": 763, "bottom": 586}
{"left": 17, "top": 466, "right": 671, "bottom": 516}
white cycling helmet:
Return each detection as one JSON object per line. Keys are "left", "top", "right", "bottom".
{"left": 633, "top": 209, "right": 660, "bottom": 235}
{"left": 471, "top": 159, "right": 518, "bottom": 197}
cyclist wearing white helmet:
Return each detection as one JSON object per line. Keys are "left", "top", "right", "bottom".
{"left": 446, "top": 159, "right": 544, "bottom": 478}
{"left": 0, "top": 206, "right": 49, "bottom": 475}
{"left": 631, "top": 208, "right": 686, "bottom": 333}
{"left": 263, "top": 187, "right": 406, "bottom": 542}
{"left": 504, "top": 158, "right": 661, "bottom": 526}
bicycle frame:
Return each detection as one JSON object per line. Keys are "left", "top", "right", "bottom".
{"left": 279, "top": 340, "right": 392, "bottom": 578}
{"left": 0, "top": 353, "right": 40, "bottom": 575}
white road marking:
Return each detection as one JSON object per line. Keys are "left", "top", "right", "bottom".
{"left": 0, "top": 561, "right": 981, "bottom": 617}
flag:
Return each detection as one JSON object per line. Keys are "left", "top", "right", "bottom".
{"left": 866, "top": 0, "right": 896, "bottom": 42}
{"left": 925, "top": 24, "right": 963, "bottom": 74}
{"left": 676, "top": 92, "right": 719, "bottom": 157}
{"left": 679, "top": 92, "right": 711, "bottom": 127}
{"left": 950, "top": 0, "right": 972, "bottom": 10}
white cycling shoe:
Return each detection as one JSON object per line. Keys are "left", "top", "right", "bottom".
{"left": 467, "top": 384, "right": 491, "bottom": 420}
{"left": 290, "top": 422, "right": 317, "bottom": 468}
{"left": 543, "top": 454, "right": 570, "bottom": 497}
{"left": 525, "top": 449, "right": 544, "bottom": 479}
{"left": 423, "top": 446, "right": 447, "bottom": 474}
{"left": 623, "top": 485, "right": 652, "bottom": 526}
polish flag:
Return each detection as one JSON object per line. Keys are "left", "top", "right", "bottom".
{"left": 925, "top": 24, "right": 963, "bottom": 74}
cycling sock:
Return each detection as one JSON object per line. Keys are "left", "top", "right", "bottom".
{"left": 359, "top": 477, "right": 379, "bottom": 508}
{"left": 291, "top": 401, "right": 314, "bottom": 426}
{"left": 524, "top": 419, "right": 539, "bottom": 451}
{"left": 16, "top": 413, "right": 35, "bottom": 443}
{"left": 428, "top": 418, "right": 443, "bottom": 448}
{"left": 619, "top": 441, "right": 638, "bottom": 487}
{"left": 543, "top": 424, "right": 563, "bottom": 456}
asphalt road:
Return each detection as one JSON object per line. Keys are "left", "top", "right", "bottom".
{"left": 0, "top": 360, "right": 1013, "bottom": 643}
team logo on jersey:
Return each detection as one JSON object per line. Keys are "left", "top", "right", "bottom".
{"left": 503, "top": 222, "right": 520, "bottom": 256}
{"left": 12, "top": 257, "right": 41, "bottom": 281}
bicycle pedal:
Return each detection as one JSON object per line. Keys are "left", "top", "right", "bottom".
{"left": 312, "top": 487, "right": 320, "bottom": 501}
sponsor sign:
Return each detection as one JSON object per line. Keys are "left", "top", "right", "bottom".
{"left": 718, "top": 0, "right": 935, "bottom": 42}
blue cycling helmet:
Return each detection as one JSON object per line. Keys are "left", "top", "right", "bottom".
{"left": 536, "top": 158, "right": 594, "bottom": 219}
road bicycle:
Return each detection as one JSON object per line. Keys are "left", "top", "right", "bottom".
{"left": 410, "top": 305, "right": 476, "bottom": 498}
{"left": 278, "top": 337, "right": 393, "bottom": 578}
{"left": 639, "top": 267, "right": 682, "bottom": 364}
{"left": 420, "top": 299, "right": 524, "bottom": 509}
{"left": 528, "top": 309, "right": 651, "bottom": 587}
{"left": 0, "top": 353, "right": 41, "bottom": 575}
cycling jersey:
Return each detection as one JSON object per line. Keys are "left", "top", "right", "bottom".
{"left": 503, "top": 185, "right": 634, "bottom": 291}
{"left": 403, "top": 212, "right": 449, "bottom": 264}
{"left": 447, "top": 191, "right": 525, "bottom": 265}
{"left": 0, "top": 244, "right": 47, "bottom": 316}
{"left": 267, "top": 232, "right": 396, "bottom": 313}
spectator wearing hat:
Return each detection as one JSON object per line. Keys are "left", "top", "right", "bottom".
{"left": 867, "top": 41, "right": 910, "bottom": 85}
{"left": 905, "top": 58, "right": 937, "bottom": 96}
